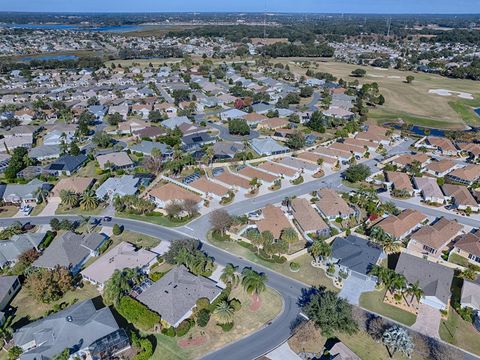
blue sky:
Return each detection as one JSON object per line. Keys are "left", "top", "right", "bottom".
{"left": 2, "top": 0, "right": 480, "bottom": 14}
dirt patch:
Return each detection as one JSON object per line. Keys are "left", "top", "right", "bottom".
{"left": 178, "top": 335, "right": 208, "bottom": 348}
{"left": 250, "top": 293, "right": 262, "bottom": 312}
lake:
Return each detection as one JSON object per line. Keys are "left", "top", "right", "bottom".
{"left": 2, "top": 23, "right": 145, "bottom": 33}
{"left": 475, "top": 108, "right": 480, "bottom": 118}
{"left": 19, "top": 54, "right": 79, "bottom": 62}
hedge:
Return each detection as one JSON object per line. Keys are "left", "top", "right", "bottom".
{"left": 131, "top": 333, "right": 153, "bottom": 360}
{"left": 176, "top": 319, "right": 194, "bottom": 337}
{"left": 39, "top": 231, "right": 57, "bottom": 250}
{"left": 116, "top": 296, "right": 160, "bottom": 331}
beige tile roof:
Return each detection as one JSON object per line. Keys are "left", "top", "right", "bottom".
{"left": 238, "top": 166, "right": 278, "bottom": 183}
{"left": 426, "top": 159, "right": 456, "bottom": 174}
{"left": 51, "top": 177, "right": 94, "bottom": 197}
{"left": 411, "top": 218, "right": 463, "bottom": 251}
{"left": 458, "top": 143, "right": 480, "bottom": 157}
{"left": 455, "top": 231, "right": 480, "bottom": 258}
{"left": 214, "top": 172, "right": 251, "bottom": 189}
{"left": 427, "top": 136, "right": 457, "bottom": 152}
{"left": 377, "top": 209, "right": 427, "bottom": 239}
{"left": 256, "top": 204, "right": 292, "bottom": 239}
{"left": 448, "top": 164, "right": 480, "bottom": 183}
{"left": 189, "top": 177, "right": 229, "bottom": 197}
{"left": 316, "top": 188, "right": 355, "bottom": 218}
{"left": 393, "top": 153, "right": 430, "bottom": 167}
{"left": 344, "top": 137, "right": 378, "bottom": 150}
{"left": 257, "top": 161, "right": 297, "bottom": 177}
{"left": 297, "top": 151, "right": 336, "bottom": 164}
{"left": 291, "top": 198, "right": 329, "bottom": 233}
{"left": 442, "top": 184, "right": 478, "bottom": 207}
{"left": 386, "top": 171, "right": 413, "bottom": 192}
{"left": 96, "top": 151, "right": 133, "bottom": 169}
{"left": 148, "top": 182, "right": 202, "bottom": 204}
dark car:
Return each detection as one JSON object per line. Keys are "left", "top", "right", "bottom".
{"left": 102, "top": 216, "right": 112, "bottom": 222}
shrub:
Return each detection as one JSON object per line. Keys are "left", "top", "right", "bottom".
{"left": 176, "top": 319, "right": 194, "bottom": 337}
{"left": 218, "top": 322, "right": 234, "bottom": 332}
{"left": 197, "top": 308, "right": 211, "bottom": 327}
{"left": 112, "top": 224, "right": 123, "bottom": 236}
{"left": 196, "top": 297, "right": 210, "bottom": 310}
{"left": 38, "top": 231, "right": 57, "bottom": 250}
{"left": 116, "top": 296, "right": 161, "bottom": 331}
{"left": 131, "top": 333, "right": 154, "bottom": 360}
{"left": 162, "top": 327, "right": 176, "bottom": 337}
{"left": 230, "top": 298, "right": 242, "bottom": 312}
{"left": 149, "top": 271, "right": 167, "bottom": 282}
{"left": 289, "top": 262, "right": 301, "bottom": 271}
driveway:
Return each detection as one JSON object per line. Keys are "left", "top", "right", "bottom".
{"left": 38, "top": 198, "right": 61, "bottom": 216}
{"left": 411, "top": 303, "right": 441, "bottom": 339}
{"left": 266, "top": 342, "right": 301, "bottom": 360}
{"left": 339, "top": 272, "right": 376, "bottom": 305}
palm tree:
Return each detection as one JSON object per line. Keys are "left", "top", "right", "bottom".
{"left": 381, "top": 237, "right": 403, "bottom": 255}
{"left": 241, "top": 268, "right": 267, "bottom": 295}
{"left": 213, "top": 300, "right": 235, "bottom": 325}
{"left": 220, "top": 263, "right": 240, "bottom": 288}
{"left": 80, "top": 190, "right": 99, "bottom": 211}
{"left": 405, "top": 281, "right": 423, "bottom": 305}
{"left": 60, "top": 189, "right": 79, "bottom": 209}
{"left": 387, "top": 273, "right": 407, "bottom": 296}
{"left": 103, "top": 268, "right": 139, "bottom": 306}
{"left": 370, "top": 226, "right": 390, "bottom": 243}
{"left": 309, "top": 239, "right": 332, "bottom": 264}
{"left": 34, "top": 187, "right": 49, "bottom": 205}
{"left": 280, "top": 227, "right": 298, "bottom": 244}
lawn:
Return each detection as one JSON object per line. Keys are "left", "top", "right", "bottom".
{"left": 115, "top": 212, "right": 193, "bottom": 228}
{"left": 76, "top": 161, "right": 100, "bottom": 178}
{"left": 55, "top": 204, "right": 105, "bottom": 216}
{"left": 152, "top": 286, "right": 282, "bottom": 360}
{"left": 439, "top": 306, "right": 480, "bottom": 356}
{"left": 10, "top": 282, "right": 99, "bottom": 329}
{"left": 282, "top": 59, "right": 480, "bottom": 129}
{"left": 0, "top": 205, "right": 18, "bottom": 218}
{"left": 208, "top": 233, "right": 337, "bottom": 291}
{"left": 448, "top": 252, "right": 470, "bottom": 267}
{"left": 110, "top": 230, "right": 161, "bottom": 250}
{"left": 29, "top": 202, "right": 47, "bottom": 216}
{"left": 359, "top": 289, "right": 417, "bottom": 326}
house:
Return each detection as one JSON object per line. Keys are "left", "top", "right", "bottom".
{"left": 96, "top": 175, "right": 141, "bottom": 200}
{"left": 391, "top": 153, "right": 430, "bottom": 169}
{"left": 189, "top": 177, "right": 229, "bottom": 199}
{"left": 13, "top": 299, "right": 130, "bottom": 360}
{"left": 395, "top": 253, "right": 454, "bottom": 310}
{"left": 148, "top": 182, "right": 202, "bottom": 209}
{"left": 237, "top": 165, "right": 278, "bottom": 186}
{"left": 130, "top": 141, "right": 173, "bottom": 158}
{"left": 108, "top": 102, "right": 129, "bottom": 119}
{"left": 250, "top": 137, "right": 289, "bottom": 156}
{"left": 0, "top": 233, "right": 46, "bottom": 268}
{"left": 182, "top": 133, "right": 216, "bottom": 151}
{"left": 355, "top": 125, "right": 390, "bottom": 145}
{"left": 96, "top": 152, "right": 134, "bottom": 170}
{"left": 376, "top": 209, "right": 428, "bottom": 240}
{"left": 0, "top": 276, "right": 21, "bottom": 318}
{"left": 442, "top": 184, "right": 479, "bottom": 212}
{"left": 329, "top": 142, "right": 365, "bottom": 158}
{"left": 330, "top": 235, "right": 383, "bottom": 277}
{"left": 1, "top": 180, "right": 52, "bottom": 206}
{"left": 243, "top": 112, "right": 268, "bottom": 126}
{"left": 161, "top": 116, "right": 191, "bottom": 130}
{"left": 453, "top": 230, "right": 480, "bottom": 265}
{"left": 461, "top": 279, "right": 480, "bottom": 310}
{"left": 315, "top": 188, "right": 356, "bottom": 221}
{"left": 458, "top": 142, "right": 480, "bottom": 161}
{"left": 44, "top": 154, "right": 88, "bottom": 176}
{"left": 322, "top": 106, "right": 354, "bottom": 120}
{"left": 277, "top": 157, "right": 320, "bottom": 174}
{"left": 134, "top": 126, "right": 166, "bottom": 140}
{"left": 257, "top": 161, "right": 299, "bottom": 179}
{"left": 425, "top": 159, "right": 458, "bottom": 177}
{"left": 50, "top": 177, "right": 94, "bottom": 200}
{"left": 213, "top": 170, "right": 251, "bottom": 190}
{"left": 426, "top": 137, "right": 458, "bottom": 156}
{"left": 116, "top": 119, "right": 148, "bottom": 135}
{"left": 290, "top": 198, "right": 330, "bottom": 238}
{"left": 408, "top": 218, "right": 464, "bottom": 258}
{"left": 213, "top": 142, "right": 245, "bottom": 160}
{"left": 413, "top": 177, "right": 447, "bottom": 204}
{"left": 33, "top": 232, "right": 107, "bottom": 274}
{"left": 0, "top": 154, "right": 10, "bottom": 173}
{"left": 81, "top": 242, "right": 157, "bottom": 288}
{"left": 446, "top": 164, "right": 480, "bottom": 186}
{"left": 256, "top": 204, "right": 293, "bottom": 240}
{"left": 385, "top": 171, "right": 414, "bottom": 196}
{"left": 0, "top": 134, "right": 33, "bottom": 152}
{"left": 220, "top": 108, "right": 248, "bottom": 121}
{"left": 256, "top": 117, "right": 289, "bottom": 130}
{"left": 28, "top": 144, "right": 61, "bottom": 161}
{"left": 136, "top": 265, "right": 222, "bottom": 327}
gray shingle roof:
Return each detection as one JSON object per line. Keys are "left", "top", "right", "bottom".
{"left": 13, "top": 299, "right": 119, "bottom": 360}
{"left": 395, "top": 253, "right": 454, "bottom": 306}
{"left": 331, "top": 235, "right": 383, "bottom": 275}
{"left": 0, "top": 233, "right": 45, "bottom": 267}
{"left": 33, "top": 232, "right": 105, "bottom": 270}
{"left": 129, "top": 141, "right": 172, "bottom": 156}
{"left": 0, "top": 275, "right": 19, "bottom": 303}
{"left": 136, "top": 265, "right": 221, "bottom": 326}
{"left": 96, "top": 175, "right": 140, "bottom": 199}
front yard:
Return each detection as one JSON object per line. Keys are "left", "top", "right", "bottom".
{"left": 0, "top": 205, "right": 18, "bottom": 218}
{"left": 115, "top": 211, "right": 193, "bottom": 227}
{"left": 439, "top": 306, "right": 480, "bottom": 356}
{"left": 359, "top": 289, "right": 417, "bottom": 326}
{"left": 152, "top": 286, "right": 282, "bottom": 360}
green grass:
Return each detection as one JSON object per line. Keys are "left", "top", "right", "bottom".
{"left": 209, "top": 233, "right": 337, "bottom": 291}
{"left": 448, "top": 253, "right": 470, "bottom": 267}
{"left": 448, "top": 97, "right": 480, "bottom": 126}
{"left": 0, "top": 205, "right": 18, "bottom": 218}
{"left": 153, "top": 334, "right": 192, "bottom": 360}
{"left": 55, "top": 204, "right": 105, "bottom": 216}
{"left": 30, "top": 202, "right": 47, "bottom": 216}
{"left": 115, "top": 212, "right": 192, "bottom": 227}
{"left": 370, "top": 108, "right": 458, "bottom": 129}
{"left": 440, "top": 306, "right": 480, "bottom": 356}
{"left": 359, "top": 289, "right": 417, "bottom": 326}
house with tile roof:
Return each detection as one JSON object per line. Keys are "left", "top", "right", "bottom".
{"left": 376, "top": 209, "right": 428, "bottom": 240}
{"left": 453, "top": 230, "right": 480, "bottom": 265}
{"left": 291, "top": 198, "right": 330, "bottom": 238}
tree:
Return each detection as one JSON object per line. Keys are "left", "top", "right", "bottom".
{"left": 280, "top": 227, "right": 298, "bottom": 244}
{"left": 405, "top": 281, "right": 424, "bottom": 304}
{"left": 69, "top": 141, "right": 80, "bottom": 156}
{"left": 182, "top": 198, "right": 199, "bottom": 217}
{"left": 197, "top": 308, "right": 211, "bottom": 327}
{"left": 351, "top": 68, "right": 367, "bottom": 77}
{"left": 299, "top": 86, "right": 314, "bottom": 98}
{"left": 165, "top": 200, "right": 184, "bottom": 219}
{"left": 25, "top": 267, "right": 73, "bottom": 304}
{"left": 241, "top": 268, "right": 267, "bottom": 295}
{"left": 107, "top": 112, "right": 123, "bottom": 126}
{"left": 59, "top": 189, "right": 79, "bottom": 209}
{"left": 112, "top": 223, "right": 123, "bottom": 236}
{"left": 92, "top": 130, "right": 113, "bottom": 148}
{"left": 8, "top": 346, "right": 22, "bottom": 360}
{"left": 4, "top": 147, "right": 29, "bottom": 181}
{"left": 103, "top": 268, "right": 141, "bottom": 306}
{"left": 228, "top": 119, "right": 250, "bottom": 136}
{"left": 406, "top": 75, "right": 415, "bottom": 84}
{"left": 309, "top": 239, "right": 331, "bottom": 264}
{"left": 382, "top": 325, "right": 414, "bottom": 358}
{"left": 143, "top": 149, "right": 163, "bottom": 174}
{"left": 80, "top": 190, "right": 99, "bottom": 211}
{"left": 214, "top": 300, "right": 235, "bottom": 325}
{"left": 210, "top": 210, "right": 234, "bottom": 236}
{"left": 164, "top": 239, "right": 200, "bottom": 265}
{"left": 302, "top": 288, "right": 358, "bottom": 338}
{"left": 344, "top": 164, "right": 371, "bottom": 183}
{"left": 286, "top": 132, "right": 306, "bottom": 150}
{"left": 220, "top": 263, "right": 240, "bottom": 288}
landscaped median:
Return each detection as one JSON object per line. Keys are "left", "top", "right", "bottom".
{"left": 152, "top": 286, "right": 283, "bottom": 360}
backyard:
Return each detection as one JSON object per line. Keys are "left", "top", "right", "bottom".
{"left": 439, "top": 306, "right": 480, "bottom": 356}
{"left": 152, "top": 286, "right": 283, "bottom": 360}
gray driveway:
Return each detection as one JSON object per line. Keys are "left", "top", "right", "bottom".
{"left": 412, "top": 303, "right": 441, "bottom": 339}
{"left": 339, "top": 272, "right": 376, "bottom": 305}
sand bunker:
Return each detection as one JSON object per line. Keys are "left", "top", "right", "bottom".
{"left": 388, "top": 76, "right": 401, "bottom": 79}
{"left": 428, "top": 89, "right": 474, "bottom": 100}
{"left": 368, "top": 74, "right": 384, "bottom": 78}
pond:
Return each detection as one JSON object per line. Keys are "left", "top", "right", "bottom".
{"left": 475, "top": 108, "right": 480, "bottom": 118}
{"left": 19, "top": 54, "right": 79, "bottom": 62}
{"left": 384, "top": 123, "right": 480, "bottom": 138}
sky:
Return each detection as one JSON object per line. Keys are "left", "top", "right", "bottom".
{"left": 1, "top": 0, "right": 480, "bottom": 14}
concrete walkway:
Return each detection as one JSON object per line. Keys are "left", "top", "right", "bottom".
{"left": 266, "top": 342, "right": 301, "bottom": 360}
{"left": 411, "top": 303, "right": 441, "bottom": 339}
